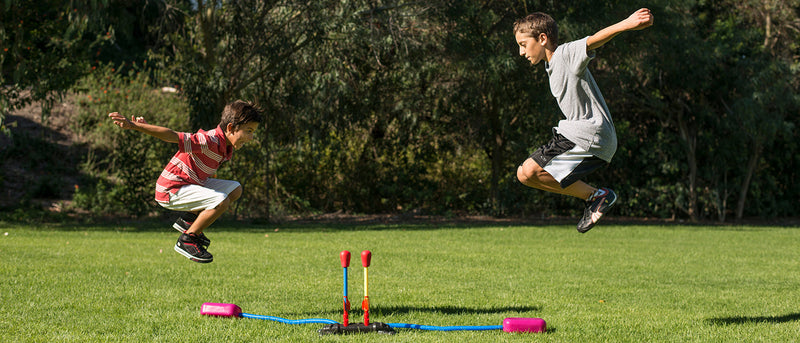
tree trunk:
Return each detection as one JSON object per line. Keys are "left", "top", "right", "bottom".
{"left": 263, "top": 144, "right": 271, "bottom": 221}
{"left": 490, "top": 131, "right": 504, "bottom": 214}
{"left": 676, "top": 108, "right": 698, "bottom": 222}
{"left": 736, "top": 141, "right": 761, "bottom": 220}
{"left": 482, "top": 89, "right": 504, "bottom": 215}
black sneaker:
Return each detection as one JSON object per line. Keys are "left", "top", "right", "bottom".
{"left": 174, "top": 233, "right": 213, "bottom": 263}
{"left": 577, "top": 188, "right": 618, "bottom": 233}
{"left": 173, "top": 217, "right": 211, "bottom": 248}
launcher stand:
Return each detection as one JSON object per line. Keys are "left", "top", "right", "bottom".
{"left": 318, "top": 322, "right": 396, "bottom": 335}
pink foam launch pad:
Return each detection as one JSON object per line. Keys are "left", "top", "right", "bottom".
{"left": 502, "top": 317, "right": 546, "bottom": 333}
{"left": 201, "top": 303, "right": 242, "bottom": 317}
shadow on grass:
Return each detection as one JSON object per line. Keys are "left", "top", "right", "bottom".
{"left": 707, "top": 312, "right": 800, "bottom": 325}
{"left": 9, "top": 212, "right": 796, "bottom": 233}
{"left": 8, "top": 217, "right": 571, "bottom": 233}
{"left": 7, "top": 208, "right": 800, "bottom": 233}
{"left": 377, "top": 304, "right": 541, "bottom": 316}
{"left": 301, "top": 304, "right": 540, "bottom": 318}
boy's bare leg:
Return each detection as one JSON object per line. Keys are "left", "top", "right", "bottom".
{"left": 517, "top": 158, "right": 595, "bottom": 200}
{"left": 186, "top": 186, "right": 242, "bottom": 235}
{"left": 186, "top": 206, "right": 226, "bottom": 235}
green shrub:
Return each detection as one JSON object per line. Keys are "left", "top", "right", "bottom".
{"left": 69, "top": 63, "right": 191, "bottom": 216}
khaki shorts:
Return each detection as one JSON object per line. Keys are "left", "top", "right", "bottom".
{"left": 158, "top": 178, "right": 241, "bottom": 212}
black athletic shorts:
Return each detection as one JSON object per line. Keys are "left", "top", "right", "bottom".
{"left": 525, "top": 130, "right": 608, "bottom": 188}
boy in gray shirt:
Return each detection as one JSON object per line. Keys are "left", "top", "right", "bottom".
{"left": 513, "top": 8, "right": 654, "bottom": 232}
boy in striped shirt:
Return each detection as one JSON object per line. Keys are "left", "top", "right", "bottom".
{"left": 109, "top": 100, "right": 262, "bottom": 263}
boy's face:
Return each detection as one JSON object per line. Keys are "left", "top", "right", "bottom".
{"left": 515, "top": 31, "right": 547, "bottom": 65}
{"left": 226, "top": 121, "right": 259, "bottom": 149}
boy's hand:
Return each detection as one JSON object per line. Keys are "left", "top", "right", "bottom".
{"left": 587, "top": 8, "right": 654, "bottom": 51}
{"left": 624, "top": 8, "right": 654, "bottom": 31}
{"left": 107, "top": 112, "right": 178, "bottom": 143}
{"left": 108, "top": 112, "right": 146, "bottom": 129}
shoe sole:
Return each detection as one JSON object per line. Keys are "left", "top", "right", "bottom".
{"left": 577, "top": 191, "right": 618, "bottom": 233}
{"left": 174, "top": 244, "right": 213, "bottom": 263}
{"left": 578, "top": 210, "right": 609, "bottom": 233}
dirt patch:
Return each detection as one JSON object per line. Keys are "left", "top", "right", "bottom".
{"left": 272, "top": 210, "right": 800, "bottom": 227}
{"left": 1, "top": 93, "right": 86, "bottom": 208}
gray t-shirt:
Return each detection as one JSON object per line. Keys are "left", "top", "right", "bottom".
{"left": 545, "top": 36, "right": 617, "bottom": 162}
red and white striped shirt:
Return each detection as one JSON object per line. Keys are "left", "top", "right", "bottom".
{"left": 155, "top": 126, "right": 232, "bottom": 203}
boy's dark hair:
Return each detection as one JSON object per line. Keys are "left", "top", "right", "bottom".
{"left": 219, "top": 100, "right": 263, "bottom": 130}
{"left": 513, "top": 12, "right": 559, "bottom": 46}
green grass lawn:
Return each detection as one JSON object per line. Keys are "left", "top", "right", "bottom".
{"left": 2, "top": 221, "right": 799, "bottom": 342}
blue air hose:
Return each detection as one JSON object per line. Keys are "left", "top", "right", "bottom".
{"left": 201, "top": 303, "right": 545, "bottom": 333}
{"left": 241, "top": 312, "right": 507, "bottom": 331}
{"left": 387, "top": 323, "right": 503, "bottom": 331}
{"left": 240, "top": 312, "right": 338, "bottom": 325}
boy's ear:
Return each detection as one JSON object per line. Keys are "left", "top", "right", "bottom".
{"left": 226, "top": 122, "right": 235, "bottom": 134}
{"left": 539, "top": 33, "right": 548, "bottom": 46}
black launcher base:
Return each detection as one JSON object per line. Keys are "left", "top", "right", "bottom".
{"left": 318, "top": 322, "right": 396, "bottom": 335}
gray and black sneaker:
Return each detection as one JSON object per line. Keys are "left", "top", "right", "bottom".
{"left": 173, "top": 216, "right": 210, "bottom": 248}
{"left": 577, "top": 188, "right": 617, "bottom": 233}
{"left": 174, "top": 233, "right": 213, "bottom": 263}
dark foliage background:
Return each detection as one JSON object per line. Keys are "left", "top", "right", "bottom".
{"left": 2, "top": 0, "right": 798, "bottom": 222}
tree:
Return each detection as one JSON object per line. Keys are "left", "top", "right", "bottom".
{"left": 727, "top": 0, "right": 800, "bottom": 219}
{"left": 0, "top": 0, "right": 111, "bottom": 133}
{"left": 151, "top": 0, "right": 326, "bottom": 129}
{"left": 435, "top": 1, "right": 556, "bottom": 215}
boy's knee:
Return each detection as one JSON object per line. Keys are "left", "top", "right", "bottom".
{"left": 516, "top": 165, "right": 531, "bottom": 184}
{"left": 517, "top": 160, "right": 549, "bottom": 186}
{"left": 229, "top": 185, "right": 243, "bottom": 202}
{"left": 214, "top": 185, "right": 242, "bottom": 211}
{"left": 215, "top": 196, "right": 232, "bottom": 211}
{"left": 517, "top": 162, "right": 539, "bottom": 184}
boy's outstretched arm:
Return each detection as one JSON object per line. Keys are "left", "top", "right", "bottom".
{"left": 587, "top": 8, "right": 654, "bottom": 51}
{"left": 108, "top": 112, "right": 179, "bottom": 143}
